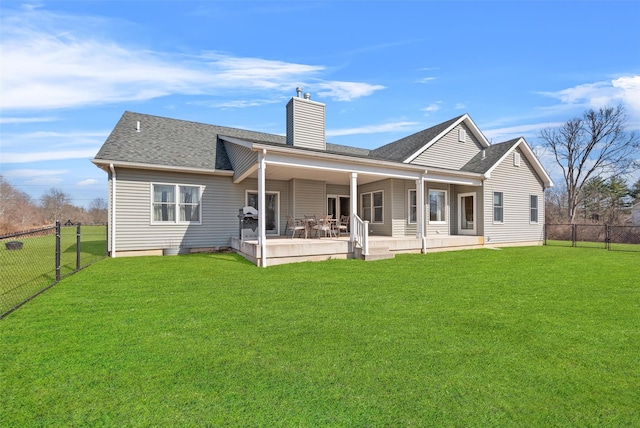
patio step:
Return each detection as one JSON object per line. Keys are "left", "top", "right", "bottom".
{"left": 360, "top": 246, "right": 395, "bottom": 261}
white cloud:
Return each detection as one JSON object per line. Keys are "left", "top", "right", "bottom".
{"left": 315, "top": 81, "right": 386, "bottom": 102}
{"left": 538, "top": 75, "right": 640, "bottom": 126}
{"left": 0, "top": 8, "right": 383, "bottom": 111}
{"left": 422, "top": 102, "right": 442, "bottom": 115}
{"left": 327, "top": 121, "right": 418, "bottom": 137}
{"left": 2, "top": 168, "right": 68, "bottom": 178}
{"left": 0, "top": 116, "right": 58, "bottom": 124}
{"left": 77, "top": 179, "right": 99, "bottom": 186}
{"left": 3, "top": 149, "right": 98, "bottom": 163}
{"left": 416, "top": 77, "right": 436, "bottom": 84}
{"left": 454, "top": 103, "right": 467, "bottom": 110}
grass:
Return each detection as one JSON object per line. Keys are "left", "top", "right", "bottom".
{"left": 0, "top": 225, "right": 106, "bottom": 314}
{"left": 1, "top": 247, "right": 639, "bottom": 426}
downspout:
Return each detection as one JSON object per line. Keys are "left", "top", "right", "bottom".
{"left": 109, "top": 164, "right": 117, "bottom": 258}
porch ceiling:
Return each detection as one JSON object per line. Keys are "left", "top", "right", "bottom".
{"left": 246, "top": 164, "right": 385, "bottom": 185}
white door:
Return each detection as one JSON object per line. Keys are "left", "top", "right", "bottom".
{"left": 458, "top": 192, "right": 476, "bottom": 235}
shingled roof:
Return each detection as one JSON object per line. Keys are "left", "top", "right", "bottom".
{"left": 460, "top": 138, "right": 520, "bottom": 174}
{"left": 94, "top": 111, "right": 286, "bottom": 171}
{"left": 367, "top": 115, "right": 464, "bottom": 162}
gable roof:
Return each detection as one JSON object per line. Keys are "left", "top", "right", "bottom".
{"left": 93, "top": 110, "right": 552, "bottom": 187}
{"left": 369, "top": 114, "right": 491, "bottom": 164}
{"left": 461, "top": 137, "right": 553, "bottom": 187}
{"left": 461, "top": 138, "right": 520, "bottom": 174}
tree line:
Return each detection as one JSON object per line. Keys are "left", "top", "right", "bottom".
{"left": 0, "top": 176, "right": 108, "bottom": 235}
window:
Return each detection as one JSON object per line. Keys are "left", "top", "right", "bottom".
{"left": 152, "top": 184, "right": 201, "bottom": 224}
{"left": 493, "top": 191, "right": 504, "bottom": 223}
{"left": 429, "top": 190, "right": 446, "bottom": 223}
{"left": 408, "top": 190, "right": 417, "bottom": 224}
{"left": 530, "top": 195, "right": 539, "bottom": 223}
{"left": 361, "top": 191, "right": 383, "bottom": 223}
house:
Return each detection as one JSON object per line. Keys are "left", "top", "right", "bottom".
{"left": 92, "top": 92, "right": 553, "bottom": 266}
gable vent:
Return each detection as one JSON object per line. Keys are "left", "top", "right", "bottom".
{"left": 458, "top": 128, "right": 467, "bottom": 142}
{"left": 514, "top": 152, "right": 521, "bottom": 167}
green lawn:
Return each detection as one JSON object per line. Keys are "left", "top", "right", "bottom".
{"left": 0, "top": 225, "right": 106, "bottom": 315}
{"left": 1, "top": 247, "right": 639, "bottom": 426}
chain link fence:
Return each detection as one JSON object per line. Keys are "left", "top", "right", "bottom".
{"left": 0, "top": 222, "right": 107, "bottom": 319}
{"left": 546, "top": 224, "right": 640, "bottom": 252}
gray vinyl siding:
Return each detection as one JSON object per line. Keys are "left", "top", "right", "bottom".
{"left": 359, "top": 179, "right": 393, "bottom": 236}
{"left": 112, "top": 168, "right": 290, "bottom": 251}
{"left": 291, "top": 179, "right": 325, "bottom": 219}
{"left": 391, "top": 179, "right": 408, "bottom": 237}
{"left": 326, "top": 184, "right": 349, "bottom": 196}
{"left": 483, "top": 147, "right": 545, "bottom": 244}
{"left": 286, "top": 97, "right": 326, "bottom": 151}
{"left": 224, "top": 142, "right": 257, "bottom": 181}
{"left": 411, "top": 123, "right": 484, "bottom": 169}
{"left": 426, "top": 182, "right": 450, "bottom": 236}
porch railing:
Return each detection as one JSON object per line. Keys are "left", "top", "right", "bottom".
{"left": 352, "top": 214, "right": 369, "bottom": 256}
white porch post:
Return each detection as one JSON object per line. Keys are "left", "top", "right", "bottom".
{"left": 258, "top": 149, "right": 267, "bottom": 267}
{"left": 349, "top": 172, "right": 358, "bottom": 242}
{"left": 417, "top": 175, "right": 427, "bottom": 253}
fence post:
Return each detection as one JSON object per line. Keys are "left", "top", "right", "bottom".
{"left": 606, "top": 225, "right": 610, "bottom": 251}
{"left": 55, "top": 221, "right": 61, "bottom": 282}
{"left": 571, "top": 224, "right": 576, "bottom": 247}
{"left": 76, "top": 222, "right": 82, "bottom": 272}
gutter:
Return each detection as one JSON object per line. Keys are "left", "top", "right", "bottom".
{"left": 109, "top": 164, "right": 117, "bottom": 258}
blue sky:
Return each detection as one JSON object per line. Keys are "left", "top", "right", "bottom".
{"left": 1, "top": 1, "right": 639, "bottom": 208}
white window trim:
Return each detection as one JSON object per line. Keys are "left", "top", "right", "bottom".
{"left": 428, "top": 189, "right": 447, "bottom": 224}
{"left": 361, "top": 190, "right": 384, "bottom": 224}
{"left": 408, "top": 189, "right": 417, "bottom": 224}
{"left": 530, "top": 194, "right": 539, "bottom": 224}
{"left": 493, "top": 191, "right": 504, "bottom": 224}
{"left": 246, "top": 190, "right": 281, "bottom": 235}
{"left": 150, "top": 183, "right": 203, "bottom": 225}
{"left": 514, "top": 152, "right": 521, "bottom": 167}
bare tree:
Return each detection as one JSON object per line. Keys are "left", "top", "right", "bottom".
{"left": 40, "top": 188, "right": 72, "bottom": 224}
{"left": 540, "top": 105, "right": 639, "bottom": 223}
{"left": 88, "top": 198, "right": 108, "bottom": 224}
{"left": 0, "top": 176, "right": 41, "bottom": 233}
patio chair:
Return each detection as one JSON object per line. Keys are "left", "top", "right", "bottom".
{"left": 336, "top": 215, "right": 349, "bottom": 236}
{"left": 286, "top": 216, "right": 306, "bottom": 239}
{"left": 313, "top": 215, "right": 334, "bottom": 238}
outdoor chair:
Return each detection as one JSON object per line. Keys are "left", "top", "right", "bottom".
{"left": 313, "top": 215, "right": 335, "bottom": 238}
{"left": 286, "top": 215, "right": 306, "bottom": 238}
{"left": 336, "top": 215, "right": 349, "bottom": 236}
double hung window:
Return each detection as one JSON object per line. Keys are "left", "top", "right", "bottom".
{"left": 408, "top": 190, "right": 417, "bottom": 224}
{"left": 493, "top": 192, "right": 504, "bottom": 223}
{"left": 429, "top": 190, "right": 446, "bottom": 223}
{"left": 530, "top": 195, "right": 539, "bottom": 223}
{"left": 152, "top": 184, "right": 202, "bottom": 224}
{"left": 361, "top": 191, "right": 383, "bottom": 223}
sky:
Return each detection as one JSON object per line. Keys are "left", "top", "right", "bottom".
{"left": 1, "top": 0, "right": 639, "bottom": 208}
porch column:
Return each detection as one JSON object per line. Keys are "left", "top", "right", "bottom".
{"left": 417, "top": 175, "right": 427, "bottom": 253}
{"left": 350, "top": 172, "right": 357, "bottom": 242}
{"left": 258, "top": 149, "right": 267, "bottom": 267}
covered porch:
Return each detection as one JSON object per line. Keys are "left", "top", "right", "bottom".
{"left": 222, "top": 136, "right": 484, "bottom": 267}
